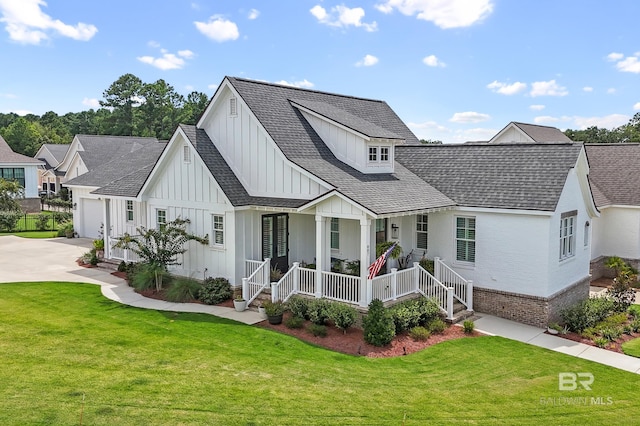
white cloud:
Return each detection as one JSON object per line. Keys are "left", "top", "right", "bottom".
{"left": 530, "top": 80, "right": 568, "bottom": 97}
{"left": 0, "top": 0, "right": 97, "bottom": 44}
{"left": 356, "top": 54, "right": 379, "bottom": 67}
{"left": 0, "top": 108, "right": 32, "bottom": 116}
{"left": 408, "top": 120, "right": 449, "bottom": 132}
{"left": 529, "top": 104, "right": 545, "bottom": 111}
{"left": 0, "top": 92, "right": 17, "bottom": 99}
{"left": 207, "top": 83, "right": 219, "bottom": 90}
{"left": 248, "top": 9, "right": 260, "bottom": 20}
{"left": 81, "top": 97, "right": 100, "bottom": 109}
{"left": 607, "top": 52, "right": 640, "bottom": 73}
{"left": 607, "top": 87, "right": 616, "bottom": 94}
{"left": 573, "top": 114, "right": 629, "bottom": 130}
{"left": 375, "top": 0, "right": 493, "bottom": 29}
{"left": 634, "top": 102, "right": 640, "bottom": 111}
{"left": 195, "top": 16, "right": 239, "bottom": 42}
{"left": 449, "top": 111, "right": 491, "bottom": 123}
{"left": 607, "top": 52, "right": 624, "bottom": 61}
{"left": 583, "top": 86, "right": 593, "bottom": 92}
{"left": 533, "top": 116, "right": 562, "bottom": 124}
{"left": 275, "top": 79, "right": 315, "bottom": 89}
{"left": 422, "top": 55, "right": 445, "bottom": 67}
{"left": 310, "top": 5, "right": 377, "bottom": 32}
{"left": 137, "top": 48, "right": 194, "bottom": 70}
{"left": 487, "top": 80, "right": 526, "bottom": 95}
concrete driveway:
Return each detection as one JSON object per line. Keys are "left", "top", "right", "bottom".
{"left": 0, "top": 235, "right": 122, "bottom": 285}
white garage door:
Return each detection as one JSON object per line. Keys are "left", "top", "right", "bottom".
{"left": 80, "top": 198, "right": 103, "bottom": 239}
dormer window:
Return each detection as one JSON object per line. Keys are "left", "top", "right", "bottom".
{"left": 368, "top": 145, "right": 391, "bottom": 164}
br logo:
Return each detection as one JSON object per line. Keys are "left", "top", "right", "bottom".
{"left": 558, "top": 372, "right": 594, "bottom": 391}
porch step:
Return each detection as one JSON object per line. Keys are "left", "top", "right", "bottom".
{"left": 249, "top": 287, "right": 272, "bottom": 307}
{"left": 446, "top": 301, "right": 474, "bottom": 324}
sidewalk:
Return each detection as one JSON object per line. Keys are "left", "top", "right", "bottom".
{"left": 474, "top": 314, "right": 640, "bottom": 374}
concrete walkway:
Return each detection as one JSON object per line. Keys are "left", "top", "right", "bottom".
{"left": 0, "top": 235, "right": 264, "bottom": 325}
{"left": 2, "top": 235, "right": 640, "bottom": 373}
{"left": 474, "top": 314, "right": 640, "bottom": 374}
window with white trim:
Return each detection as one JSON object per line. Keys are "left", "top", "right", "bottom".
{"left": 560, "top": 211, "right": 576, "bottom": 260}
{"left": 212, "top": 215, "right": 224, "bottom": 246}
{"left": 456, "top": 216, "right": 475, "bottom": 263}
{"left": 330, "top": 217, "right": 339, "bottom": 250}
{"left": 416, "top": 214, "right": 428, "bottom": 251}
{"left": 126, "top": 200, "right": 134, "bottom": 222}
{"left": 183, "top": 145, "right": 190, "bottom": 163}
{"left": 156, "top": 209, "right": 167, "bottom": 231}
{"left": 367, "top": 145, "right": 391, "bottom": 164}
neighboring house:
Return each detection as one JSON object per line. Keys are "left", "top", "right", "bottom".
{"left": 0, "top": 134, "right": 43, "bottom": 212}
{"left": 34, "top": 143, "right": 70, "bottom": 195}
{"left": 61, "top": 135, "right": 162, "bottom": 239}
{"left": 489, "top": 122, "right": 573, "bottom": 144}
{"left": 584, "top": 143, "right": 640, "bottom": 277}
{"left": 84, "top": 78, "right": 597, "bottom": 327}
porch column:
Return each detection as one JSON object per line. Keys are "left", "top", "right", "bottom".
{"left": 359, "top": 218, "right": 371, "bottom": 308}
{"left": 315, "top": 215, "right": 325, "bottom": 298}
{"left": 103, "top": 199, "right": 110, "bottom": 259}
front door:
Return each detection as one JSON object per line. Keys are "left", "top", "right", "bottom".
{"left": 262, "top": 213, "right": 289, "bottom": 274}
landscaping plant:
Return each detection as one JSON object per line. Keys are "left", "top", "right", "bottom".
{"left": 197, "top": 277, "right": 232, "bottom": 305}
{"left": 363, "top": 299, "right": 395, "bottom": 346}
{"left": 166, "top": 277, "right": 202, "bottom": 303}
{"left": 287, "top": 295, "right": 310, "bottom": 319}
{"left": 307, "top": 298, "right": 332, "bottom": 325}
{"left": 328, "top": 302, "right": 358, "bottom": 334}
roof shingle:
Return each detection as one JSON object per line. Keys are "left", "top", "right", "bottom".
{"left": 584, "top": 143, "right": 640, "bottom": 207}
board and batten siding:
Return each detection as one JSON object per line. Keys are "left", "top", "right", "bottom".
{"left": 591, "top": 207, "right": 640, "bottom": 261}
{"left": 201, "top": 85, "right": 328, "bottom": 199}
{"left": 144, "top": 136, "right": 236, "bottom": 283}
{"left": 108, "top": 199, "right": 146, "bottom": 237}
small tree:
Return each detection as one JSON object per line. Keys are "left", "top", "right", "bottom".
{"left": 114, "top": 218, "right": 208, "bottom": 291}
{"left": 0, "top": 178, "right": 24, "bottom": 212}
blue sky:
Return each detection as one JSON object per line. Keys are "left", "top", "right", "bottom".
{"left": 1, "top": 0, "right": 639, "bottom": 143}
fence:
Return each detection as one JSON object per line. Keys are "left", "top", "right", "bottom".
{"left": 0, "top": 211, "right": 72, "bottom": 233}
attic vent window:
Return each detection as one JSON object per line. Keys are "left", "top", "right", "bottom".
{"left": 229, "top": 97, "right": 237, "bottom": 116}
{"left": 183, "top": 145, "right": 190, "bottom": 163}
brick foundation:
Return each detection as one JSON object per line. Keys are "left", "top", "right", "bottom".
{"left": 473, "top": 277, "right": 590, "bottom": 328}
{"left": 18, "top": 198, "right": 41, "bottom": 213}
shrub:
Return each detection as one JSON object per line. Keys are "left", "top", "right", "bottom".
{"left": 593, "top": 337, "right": 609, "bottom": 348}
{"left": 117, "top": 261, "right": 127, "bottom": 272}
{"left": 560, "top": 297, "right": 617, "bottom": 332}
{"left": 287, "top": 295, "right": 310, "bottom": 319}
{"left": 89, "top": 251, "right": 99, "bottom": 266}
{"left": 344, "top": 260, "right": 360, "bottom": 276}
{"left": 600, "top": 326, "right": 622, "bottom": 342}
{"left": 581, "top": 327, "right": 597, "bottom": 340}
{"left": 307, "top": 323, "right": 327, "bottom": 337}
{"left": 389, "top": 297, "right": 441, "bottom": 334}
{"left": 35, "top": 213, "right": 50, "bottom": 231}
{"left": 629, "top": 305, "right": 640, "bottom": 318}
{"left": 463, "top": 320, "right": 475, "bottom": 334}
{"left": 409, "top": 326, "right": 431, "bottom": 341}
{"left": 623, "top": 324, "right": 634, "bottom": 335}
{"left": 285, "top": 316, "right": 305, "bottom": 329}
{"left": 419, "top": 257, "right": 434, "bottom": 275}
{"left": 329, "top": 303, "right": 358, "bottom": 334}
{"left": 0, "top": 211, "right": 21, "bottom": 232}
{"left": 427, "top": 318, "right": 447, "bottom": 334}
{"left": 363, "top": 299, "right": 395, "bottom": 347}
{"left": 307, "top": 298, "right": 332, "bottom": 325}
{"left": 263, "top": 300, "right": 286, "bottom": 316}
{"left": 166, "top": 277, "right": 201, "bottom": 303}
{"left": 631, "top": 319, "right": 640, "bottom": 333}
{"left": 197, "top": 277, "right": 232, "bottom": 305}
{"left": 598, "top": 312, "right": 629, "bottom": 328}
{"left": 129, "top": 263, "right": 168, "bottom": 292}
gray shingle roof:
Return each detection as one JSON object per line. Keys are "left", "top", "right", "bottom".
{"left": 584, "top": 143, "right": 640, "bottom": 207}
{"left": 228, "top": 77, "right": 453, "bottom": 214}
{"left": 73, "top": 135, "right": 159, "bottom": 172}
{"left": 67, "top": 140, "right": 166, "bottom": 198}
{"left": 41, "top": 143, "right": 70, "bottom": 163}
{"left": 395, "top": 143, "right": 583, "bottom": 211}
{"left": 180, "top": 124, "right": 309, "bottom": 208}
{"left": 511, "top": 122, "right": 573, "bottom": 143}
{"left": 0, "top": 135, "right": 43, "bottom": 164}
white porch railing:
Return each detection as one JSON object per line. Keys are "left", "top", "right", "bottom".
{"left": 415, "top": 263, "right": 454, "bottom": 320}
{"left": 371, "top": 267, "right": 417, "bottom": 301}
{"left": 107, "top": 236, "right": 142, "bottom": 263}
{"left": 321, "top": 271, "right": 360, "bottom": 304}
{"left": 242, "top": 258, "right": 270, "bottom": 305}
{"left": 434, "top": 257, "right": 473, "bottom": 311}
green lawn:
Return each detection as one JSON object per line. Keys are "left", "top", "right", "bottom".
{"left": 0, "top": 230, "right": 59, "bottom": 238}
{"left": 1, "top": 282, "right": 639, "bottom": 425}
{"left": 622, "top": 338, "right": 640, "bottom": 358}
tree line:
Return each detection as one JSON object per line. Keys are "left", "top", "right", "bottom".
{"left": 0, "top": 73, "right": 209, "bottom": 156}
{"left": 564, "top": 113, "right": 640, "bottom": 144}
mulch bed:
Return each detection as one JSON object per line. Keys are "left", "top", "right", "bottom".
{"left": 547, "top": 329, "right": 640, "bottom": 354}
{"left": 258, "top": 312, "right": 482, "bottom": 358}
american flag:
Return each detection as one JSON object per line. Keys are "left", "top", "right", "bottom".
{"left": 368, "top": 242, "right": 397, "bottom": 280}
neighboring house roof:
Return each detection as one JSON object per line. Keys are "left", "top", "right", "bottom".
{"left": 180, "top": 124, "right": 309, "bottom": 208}
{"left": 584, "top": 143, "right": 640, "bottom": 207}
{"left": 42, "top": 143, "right": 70, "bottom": 164}
{"left": 0, "top": 135, "right": 43, "bottom": 165}
{"left": 395, "top": 143, "right": 583, "bottom": 211}
{"left": 69, "top": 141, "right": 167, "bottom": 198}
{"left": 227, "top": 77, "right": 454, "bottom": 215}
{"left": 490, "top": 122, "right": 573, "bottom": 143}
